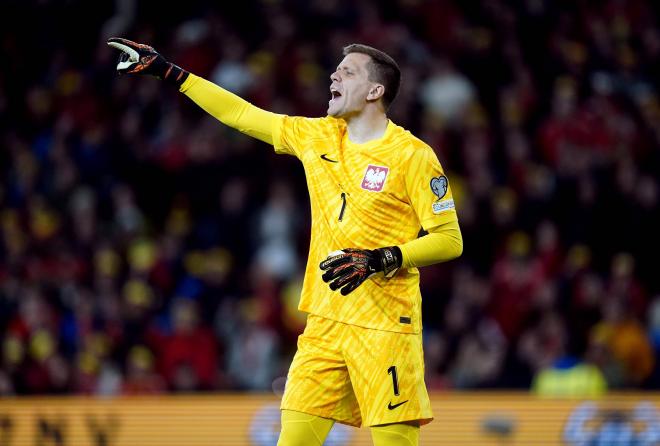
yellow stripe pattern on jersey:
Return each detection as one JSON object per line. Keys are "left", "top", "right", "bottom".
{"left": 273, "top": 116, "right": 458, "bottom": 334}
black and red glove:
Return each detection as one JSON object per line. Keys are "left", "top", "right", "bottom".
{"left": 107, "top": 37, "right": 189, "bottom": 87}
{"left": 319, "top": 247, "right": 402, "bottom": 295}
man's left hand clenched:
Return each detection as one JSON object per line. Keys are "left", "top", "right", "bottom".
{"left": 319, "top": 246, "right": 402, "bottom": 295}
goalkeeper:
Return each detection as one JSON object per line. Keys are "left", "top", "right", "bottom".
{"left": 108, "top": 37, "right": 462, "bottom": 446}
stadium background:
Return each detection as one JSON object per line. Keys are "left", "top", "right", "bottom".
{"left": 1, "top": 0, "right": 659, "bottom": 444}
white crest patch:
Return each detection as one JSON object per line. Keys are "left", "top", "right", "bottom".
{"left": 360, "top": 165, "right": 389, "bottom": 192}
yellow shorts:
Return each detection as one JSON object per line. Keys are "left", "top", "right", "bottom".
{"left": 281, "top": 314, "right": 433, "bottom": 427}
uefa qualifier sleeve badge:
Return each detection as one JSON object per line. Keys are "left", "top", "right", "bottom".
{"left": 430, "top": 176, "right": 455, "bottom": 214}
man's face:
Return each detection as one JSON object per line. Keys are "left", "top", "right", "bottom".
{"left": 328, "top": 52, "right": 377, "bottom": 118}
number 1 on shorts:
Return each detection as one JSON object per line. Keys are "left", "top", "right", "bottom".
{"left": 387, "top": 365, "right": 400, "bottom": 396}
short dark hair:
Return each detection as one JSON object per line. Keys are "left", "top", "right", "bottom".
{"left": 342, "top": 43, "right": 401, "bottom": 110}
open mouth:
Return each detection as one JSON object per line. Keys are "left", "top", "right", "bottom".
{"left": 329, "top": 88, "right": 342, "bottom": 103}
{"left": 328, "top": 89, "right": 341, "bottom": 106}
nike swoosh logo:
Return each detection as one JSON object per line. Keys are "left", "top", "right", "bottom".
{"left": 320, "top": 154, "right": 338, "bottom": 163}
{"left": 387, "top": 400, "right": 409, "bottom": 410}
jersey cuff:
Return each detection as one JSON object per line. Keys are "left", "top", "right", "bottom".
{"left": 179, "top": 72, "right": 199, "bottom": 93}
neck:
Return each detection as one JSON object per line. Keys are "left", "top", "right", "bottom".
{"left": 345, "top": 109, "right": 388, "bottom": 144}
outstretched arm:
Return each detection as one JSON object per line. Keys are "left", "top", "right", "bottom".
{"left": 107, "top": 37, "right": 281, "bottom": 145}
{"left": 179, "top": 74, "right": 280, "bottom": 145}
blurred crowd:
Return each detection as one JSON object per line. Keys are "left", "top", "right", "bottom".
{"left": 0, "top": 0, "right": 659, "bottom": 396}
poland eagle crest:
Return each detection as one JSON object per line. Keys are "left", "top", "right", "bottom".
{"left": 361, "top": 165, "right": 389, "bottom": 192}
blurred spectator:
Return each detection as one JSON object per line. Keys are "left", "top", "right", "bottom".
{"left": 528, "top": 312, "right": 608, "bottom": 397}
{"left": 122, "top": 345, "right": 165, "bottom": 395}
{"left": 419, "top": 59, "right": 476, "bottom": 126}
{"left": 215, "top": 276, "right": 285, "bottom": 390}
{"left": 158, "top": 298, "right": 218, "bottom": 391}
{"left": 533, "top": 356, "right": 607, "bottom": 398}
{"left": 254, "top": 180, "right": 302, "bottom": 281}
{"left": 649, "top": 296, "right": 660, "bottom": 353}
{"left": 590, "top": 297, "right": 655, "bottom": 387}
{"left": 449, "top": 318, "right": 507, "bottom": 388}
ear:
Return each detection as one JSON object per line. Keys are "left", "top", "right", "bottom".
{"left": 367, "top": 84, "right": 385, "bottom": 101}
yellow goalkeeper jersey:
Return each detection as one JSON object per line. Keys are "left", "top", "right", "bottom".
{"left": 273, "top": 116, "right": 457, "bottom": 334}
